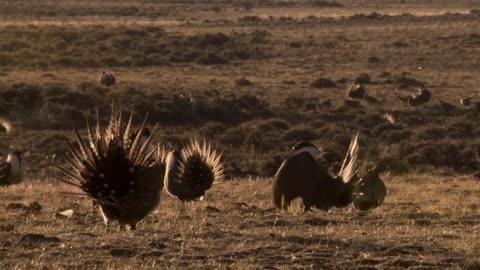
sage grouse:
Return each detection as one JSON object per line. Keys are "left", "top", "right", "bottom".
{"left": 0, "top": 150, "right": 23, "bottom": 186}
{"left": 99, "top": 71, "right": 116, "bottom": 87}
{"left": 56, "top": 104, "right": 165, "bottom": 230}
{"left": 397, "top": 88, "right": 431, "bottom": 106}
{"left": 353, "top": 161, "right": 387, "bottom": 211}
{"left": 272, "top": 133, "right": 361, "bottom": 212}
{"left": 164, "top": 140, "right": 223, "bottom": 202}
{"left": 460, "top": 97, "right": 471, "bottom": 107}
{"left": 347, "top": 84, "right": 366, "bottom": 99}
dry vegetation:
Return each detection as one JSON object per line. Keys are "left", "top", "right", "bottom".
{"left": 1, "top": 0, "right": 480, "bottom": 268}
{"left": 1, "top": 175, "right": 480, "bottom": 269}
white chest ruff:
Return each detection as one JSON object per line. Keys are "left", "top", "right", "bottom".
{"left": 7, "top": 154, "right": 22, "bottom": 183}
{"left": 291, "top": 146, "right": 322, "bottom": 160}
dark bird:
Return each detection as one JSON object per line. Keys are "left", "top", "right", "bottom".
{"left": 272, "top": 133, "right": 361, "bottom": 212}
{"left": 460, "top": 97, "right": 471, "bottom": 107}
{"left": 99, "top": 71, "right": 116, "bottom": 87}
{"left": 347, "top": 84, "right": 366, "bottom": 99}
{"left": 0, "top": 150, "right": 23, "bottom": 186}
{"left": 164, "top": 140, "right": 223, "bottom": 202}
{"left": 353, "top": 161, "right": 388, "bottom": 211}
{"left": 56, "top": 104, "right": 165, "bottom": 230}
{"left": 439, "top": 100, "right": 456, "bottom": 112}
{"left": 397, "top": 88, "right": 431, "bottom": 106}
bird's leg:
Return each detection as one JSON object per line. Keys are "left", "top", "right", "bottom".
{"left": 174, "top": 200, "right": 187, "bottom": 220}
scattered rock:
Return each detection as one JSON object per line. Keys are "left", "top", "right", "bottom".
{"left": 55, "top": 209, "right": 74, "bottom": 218}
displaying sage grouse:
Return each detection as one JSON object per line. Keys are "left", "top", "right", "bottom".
{"left": 353, "top": 161, "right": 387, "bottom": 211}
{"left": 397, "top": 88, "right": 431, "bottom": 106}
{"left": 56, "top": 104, "right": 165, "bottom": 230}
{"left": 272, "top": 133, "right": 361, "bottom": 212}
{"left": 0, "top": 150, "right": 23, "bottom": 186}
{"left": 460, "top": 97, "right": 471, "bottom": 107}
{"left": 347, "top": 84, "right": 366, "bottom": 99}
{"left": 99, "top": 71, "right": 116, "bottom": 87}
{"left": 164, "top": 140, "right": 223, "bottom": 202}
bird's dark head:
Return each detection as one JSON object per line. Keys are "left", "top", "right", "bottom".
{"left": 141, "top": 127, "right": 151, "bottom": 137}
{"left": 171, "top": 149, "right": 182, "bottom": 159}
{"left": 11, "top": 150, "right": 23, "bottom": 158}
{"left": 131, "top": 127, "right": 152, "bottom": 140}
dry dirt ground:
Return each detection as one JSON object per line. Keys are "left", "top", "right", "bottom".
{"left": 1, "top": 174, "right": 480, "bottom": 269}
{"left": 1, "top": 0, "right": 480, "bottom": 269}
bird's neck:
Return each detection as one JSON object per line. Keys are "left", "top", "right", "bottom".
{"left": 291, "top": 146, "right": 321, "bottom": 159}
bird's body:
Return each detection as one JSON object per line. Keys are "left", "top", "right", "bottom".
{"left": 398, "top": 88, "right": 431, "bottom": 106}
{"left": 347, "top": 84, "right": 366, "bottom": 99}
{"left": 164, "top": 140, "right": 223, "bottom": 202}
{"left": 272, "top": 134, "right": 361, "bottom": 212}
{"left": 56, "top": 104, "right": 165, "bottom": 230}
{"left": 460, "top": 97, "right": 471, "bottom": 107}
{"left": 0, "top": 151, "right": 23, "bottom": 185}
{"left": 353, "top": 162, "right": 387, "bottom": 211}
{"left": 99, "top": 71, "right": 116, "bottom": 87}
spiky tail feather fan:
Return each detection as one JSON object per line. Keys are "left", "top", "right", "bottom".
{"left": 337, "top": 132, "right": 365, "bottom": 200}
{"left": 164, "top": 139, "right": 223, "bottom": 201}
{"left": 56, "top": 103, "right": 166, "bottom": 229}
{"left": 0, "top": 118, "right": 12, "bottom": 134}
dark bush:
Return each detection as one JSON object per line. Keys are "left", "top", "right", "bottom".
{"left": 281, "top": 127, "right": 317, "bottom": 141}
{"left": 311, "top": 77, "right": 337, "bottom": 88}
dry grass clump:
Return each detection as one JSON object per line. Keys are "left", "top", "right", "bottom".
{"left": 0, "top": 26, "right": 271, "bottom": 68}
{"left": 0, "top": 173, "right": 478, "bottom": 268}
{"left": 310, "top": 77, "right": 337, "bottom": 88}
{"left": 308, "top": 0, "right": 344, "bottom": 7}
{"left": 402, "top": 142, "right": 478, "bottom": 171}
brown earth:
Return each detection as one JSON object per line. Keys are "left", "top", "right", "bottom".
{"left": 0, "top": 0, "right": 480, "bottom": 269}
